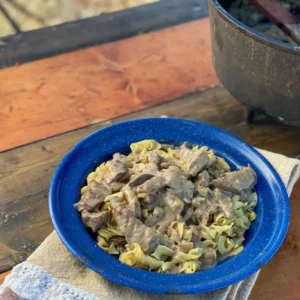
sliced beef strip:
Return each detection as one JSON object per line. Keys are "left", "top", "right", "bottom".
{"left": 167, "top": 158, "right": 185, "bottom": 169}
{"left": 122, "top": 185, "right": 141, "bottom": 218}
{"left": 131, "top": 162, "right": 146, "bottom": 174}
{"left": 161, "top": 162, "right": 177, "bottom": 169}
{"left": 110, "top": 197, "right": 175, "bottom": 254}
{"left": 113, "top": 153, "right": 122, "bottom": 160}
{"left": 193, "top": 196, "right": 217, "bottom": 221}
{"left": 178, "top": 142, "right": 192, "bottom": 158}
{"left": 81, "top": 210, "right": 111, "bottom": 232}
{"left": 181, "top": 206, "right": 193, "bottom": 221}
{"left": 110, "top": 181, "right": 125, "bottom": 193}
{"left": 162, "top": 190, "right": 184, "bottom": 214}
{"left": 141, "top": 192, "right": 165, "bottom": 209}
{"left": 211, "top": 166, "right": 257, "bottom": 196}
{"left": 179, "top": 142, "right": 209, "bottom": 177}
{"left": 213, "top": 188, "right": 233, "bottom": 219}
{"left": 105, "top": 160, "right": 129, "bottom": 183}
{"left": 156, "top": 207, "right": 176, "bottom": 234}
{"left": 208, "top": 168, "right": 225, "bottom": 179}
{"left": 74, "top": 181, "right": 111, "bottom": 212}
{"left": 194, "top": 170, "right": 211, "bottom": 188}
{"left": 128, "top": 173, "right": 154, "bottom": 187}
{"left": 162, "top": 166, "right": 194, "bottom": 203}
{"left": 144, "top": 207, "right": 165, "bottom": 227}
{"left": 202, "top": 248, "right": 217, "bottom": 268}
{"left": 136, "top": 176, "right": 167, "bottom": 195}
{"left": 144, "top": 151, "right": 161, "bottom": 174}
{"left": 113, "top": 153, "right": 128, "bottom": 166}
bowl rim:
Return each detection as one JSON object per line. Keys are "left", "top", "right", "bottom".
{"left": 49, "top": 117, "right": 290, "bottom": 294}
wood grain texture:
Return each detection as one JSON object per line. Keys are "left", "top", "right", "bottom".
{"left": 0, "top": 87, "right": 244, "bottom": 271}
{"left": 0, "top": 18, "right": 219, "bottom": 152}
{"left": 0, "top": 0, "right": 208, "bottom": 68}
{"left": 250, "top": 180, "right": 300, "bottom": 300}
{"left": 0, "top": 191, "right": 51, "bottom": 272}
{"left": 1, "top": 88, "right": 300, "bottom": 299}
{"left": 0, "top": 87, "right": 243, "bottom": 207}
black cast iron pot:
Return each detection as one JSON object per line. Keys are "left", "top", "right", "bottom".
{"left": 209, "top": 0, "right": 300, "bottom": 126}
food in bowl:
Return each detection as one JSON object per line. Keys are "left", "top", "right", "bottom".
{"left": 50, "top": 118, "right": 289, "bottom": 293}
{"left": 74, "top": 140, "right": 257, "bottom": 274}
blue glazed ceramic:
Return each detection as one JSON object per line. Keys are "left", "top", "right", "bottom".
{"left": 49, "top": 118, "right": 290, "bottom": 294}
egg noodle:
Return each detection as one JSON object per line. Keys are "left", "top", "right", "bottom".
{"left": 76, "top": 140, "right": 257, "bottom": 274}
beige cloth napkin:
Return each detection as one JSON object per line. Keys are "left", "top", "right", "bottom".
{"left": 2, "top": 149, "right": 300, "bottom": 300}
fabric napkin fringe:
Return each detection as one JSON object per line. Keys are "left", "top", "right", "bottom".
{"left": 0, "top": 262, "right": 97, "bottom": 300}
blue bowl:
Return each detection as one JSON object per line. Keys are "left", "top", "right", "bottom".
{"left": 49, "top": 118, "right": 289, "bottom": 294}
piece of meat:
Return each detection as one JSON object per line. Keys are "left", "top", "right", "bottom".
{"left": 179, "top": 142, "right": 192, "bottom": 158}
{"left": 113, "top": 153, "right": 128, "bottom": 165}
{"left": 106, "top": 160, "right": 129, "bottom": 183}
{"left": 136, "top": 176, "right": 167, "bottom": 195}
{"left": 110, "top": 197, "right": 175, "bottom": 254}
{"left": 110, "top": 181, "right": 125, "bottom": 192}
{"left": 144, "top": 207, "right": 165, "bottom": 227}
{"left": 162, "top": 191, "right": 184, "bottom": 214}
{"left": 156, "top": 207, "right": 176, "bottom": 234}
{"left": 193, "top": 197, "right": 217, "bottom": 222}
{"left": 161, "top": 162, "right": 177, "bottom": 169}
{"left": 208, "top": 167, "right": 225, "bottom": 179}
{"left": 148, "top": 151, "right": 161, "bottom": 164}
{"left": 113, "top": 153, "right": 122, "bottom": 160}
{"left": 213, "top": 188, "right": 233, "bottom": 219}
{"left": 122, "top": 185, "right": 141, "bottom": 218}
{"left": 128, "top": 173, "right": 155, "bottom": 187}
{"left": 179, "top": 142, "right": 209, "bottom": 177}
{"left": 162, "top": 166, "right": 194, "bottom": 203}
{"left": 194, "top": 170, "right": 211, "bottom": 187}
{"left": 81, "top": 210, "right": 111, "bottom": 232}
{"left": 211, "top": 166, "right": 257, "bottom": 196}
{"left": 202, "top": 248, "right": 217, "bottom": 267}
{"left": 204, "top": 188, "right": 215, "bottom": 201}
{"left": 131, "top": 162, "right": 146, "bottom": 174}
{"left": 144, "top": 151, "right": 161, "bottom": 174}
{"left": 74, "top": 181, "right": 111, "bottom": 212}
{"left": 182, "top": 206, "right": 193, "bottom": 221}
{"left": 117, "top": 153, "right": 135, "bottom": 168}
{"left": 142, "top": 192, "right": 165, "bottom": 209}
{"left": 168, "top": 158, "right": 185, "bottom": 168}
{"left": 107, "top": 236, "right": 127, "bottom": 247}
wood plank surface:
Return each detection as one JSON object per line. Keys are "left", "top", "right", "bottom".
{"left": 0, "top": 18, "right": 219, "bottom": 152}
{"left": 1, "top": 87, "right": 300, "bottom": 300}
{"left": 250, "top": 180, "right": 300, "bottom": 300}
{"left": 0, "top": 87, "right": 243, "bottom": 271}
{"left": 0, "top": 0, "right": 208, "bottom": 68}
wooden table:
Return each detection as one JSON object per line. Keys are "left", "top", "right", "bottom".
{"left": 0, "top": 1, "right": 300, "bottom": 299}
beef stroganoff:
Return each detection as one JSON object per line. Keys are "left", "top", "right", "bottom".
{"left": 74, "top": 140, "right": 257, "bottom": 274}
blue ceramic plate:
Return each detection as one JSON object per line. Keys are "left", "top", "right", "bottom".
{"left": 49, "top": 118, "right": 289, "bottom": 294}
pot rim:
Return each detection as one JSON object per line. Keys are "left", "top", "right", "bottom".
{"left": 210, "top": 0, "right": 300, "bottom": 54}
